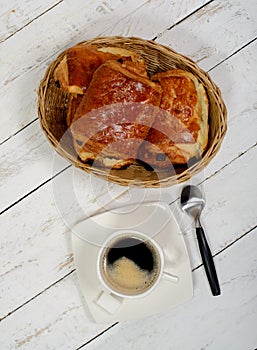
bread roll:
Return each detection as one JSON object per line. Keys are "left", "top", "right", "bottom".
{"left": 138, "top": 69, "right": 209, "bottom": 167}
{"left": 70, "top": 60, "right": 162, "bottom": 169}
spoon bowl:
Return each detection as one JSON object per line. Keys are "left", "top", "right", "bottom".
{"left": 180, "top": 185, "right": 205, "bottom": 225}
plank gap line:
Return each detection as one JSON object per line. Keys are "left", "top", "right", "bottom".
{"left": 0, "top": 117, "right": 38, "bottom": 146}
{"left": 0, "top": 34, "right": 256, "bottom": 216}
{"left": 75, "top": 323, "right": 119, "bottom": 350}
{"left": 192, "top": 224, "right": 257, "bottom": 272}
{"left": 0, "top": 164, "right": 71, "bottom": 216}
{"left": 0, "top": 268, "right": 75, "bottom": 322}
{"left": 0, "top": 20, "right": 255, "bottom": 146}
{"left": 153, "top": 0, "right": 214, "bottom": 40}
{"left": 208, "top": 36, "right": 257, "bottom": 72}
{"left": 75, "top": 225, "right": 257, "bottom": 348}
{"left": 165, "top": 143, "right": 257, "bottom": 208}
{"left": 0, "top": 1, "right": 64, "bottom": 44}
{"left": 1, "top": 222, "right": 255, "bottom": 323}
{"left": 0, "top": 138, "right": 256, "bottom": 224}
{"left": 197, "top": 142, "right": 257, "bottom": 186}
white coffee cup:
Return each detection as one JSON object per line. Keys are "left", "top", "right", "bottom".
{"left": 95, "top": 230, "right": 178, "bottom": 314}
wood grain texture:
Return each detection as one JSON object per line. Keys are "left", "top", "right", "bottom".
{"left": 1, "top": 36, "right": 256, "bottom": 216}
{"left": 0, "top": 1, "right": 257, "bottom": 349}
{"left": 0, "top": 164, "right": 128, "bottom": 319}
{"left": 0, "top": 0, "right": 255, "bottom": 144}
{"left": 99, "top": 0, "right": 210, "bottom": 39}
{"left": 183, "top": 145, "right": 257, "bottom": 269}
{"left": 0, "top": 143, "right": 256, "bottom": 347}
{"left": 83, "top": 228, "right": 257, "bottom": 350}
{"left": 1, "top": 3, "right": 256, "bottom": 284}
{"left": 157, "top": 0, "right": 257, "bottom": 70}
{"left": 195, "top": 39, "right": 257, "bottom": 179}
{"left": 0, "top": 0, "right": 62, "bottom": 42}
{"left": 0, "top": 272, "right": 109, "bottom": 349}
{"left": 0, "top": 121, "right": 58, "bottom": 213}
{"left": 0, "top": 0, "right": 142, "bottom": 92}
{"left": 0, "top": 0, "right": 145, "bottom": 140}
{"left": 0, "top": 0, "right": 149, "bottom": 144}
{"left": 0, "top": 0, "right": 211, "bottom": 143}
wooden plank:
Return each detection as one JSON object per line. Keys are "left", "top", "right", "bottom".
{"left": 0, "top": 272, "right": 112, "bottom": 349}
{"left": 1, "top": 40, "right": 256, "bottom": 308}
{"left": 0, "top": 165, "right": 127, "bottom": 319}
{"left": 0, "top": 0, "right": 211, "bottom": 91}
{"left": 0, "top": 0, "right": 61, "bottom": 42}
{"left": 157, "top": 0, "right": 257, "bottom": 70}
{"left": 83, "top": 228, "right": 257, "bottom": 350}
{"left": 1, "top": 2, "right": 256, "bottom": 349}
{"left": 0, "top": 137, "right": 256, "bottom": 330}
{"left": 0, "top": 65, "right": 41, "bottom": 144}
{"left": 0, "top": 120, "right": 64, "bottom": 214}
{"left": 0, "top": 162, "right": 256, "bottom": 348}
{"left": 0, "top": 0, "right": 211, "bottom": 143}
{"left": 0, "top": 0, "right": 255, "bottom": 143}
{"left": 195, "top": 39, "right": 257, "bottom": 179}
{"left": 0, "top": 0, "right": 144, "bottom": 93}
{"left": 0, "top": 3, "right": 257, "bottom": 344}
{"left": 184, "top": 145, "right": 257, "bottom": 269}
{"left": 1, "top": 38, "right": 256, "bottom": 215}
{"left": 99, "top": 0, "right": 210, "bottom": 39}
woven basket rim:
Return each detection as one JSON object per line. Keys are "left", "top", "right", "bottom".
{"left": 38, "top": 36, "right": 227, "bottom": 188}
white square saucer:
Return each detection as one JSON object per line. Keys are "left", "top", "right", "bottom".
{"left": 71, "top": 202, "right": 193, "bottom": 323}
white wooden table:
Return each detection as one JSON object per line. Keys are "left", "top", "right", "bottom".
{"left": 0, "top": 1, "right": 257, "bottom": 349}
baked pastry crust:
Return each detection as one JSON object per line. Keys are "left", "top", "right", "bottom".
{"left": 54, "top": 44, "right": 147, "bottom": 94}
{"left": 59, "top": 43, "right": 209, "bottom": 169}
{"left": 138, "top": 69, "right": 209, "bottom": 167}
{"left": 70, "top": 60, "right": 162, "bottom": 169}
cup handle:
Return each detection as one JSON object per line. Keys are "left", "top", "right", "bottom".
{"left": 95, "top": 290, "right": 123, "bottom": 314}
{"left": 163, "top": 271, "right": 179, "bottom": 283}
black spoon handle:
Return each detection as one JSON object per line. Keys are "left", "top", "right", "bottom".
{"left": 196, "top": 227, "right": 221, "bottom": 296}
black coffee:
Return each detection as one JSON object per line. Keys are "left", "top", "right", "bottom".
{"left": 107, "top": 237, "right": 154, "bottom": 271}
{"left": 101, "top": 236, "right": 160, "bottom": 295}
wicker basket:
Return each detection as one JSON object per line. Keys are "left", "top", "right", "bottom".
{"left": 38, "top": 36, "right": 227, "bottom": 188}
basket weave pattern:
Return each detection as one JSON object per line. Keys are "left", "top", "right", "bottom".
{"left": 38, "top": 36, "right": 227, "bottom": 188}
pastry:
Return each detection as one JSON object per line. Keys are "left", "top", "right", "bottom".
{"left": 54, "top": 44, "right": 147, "bottom": 94}
{"left": 138, "top": 69, "right": 209, "bottom": 167}
{"left": 70, "top": 60, "right": 162, "bottom": 169}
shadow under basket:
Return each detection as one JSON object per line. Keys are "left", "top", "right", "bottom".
{"left": 38, "top": 36, "right": 227, "bottom": 188}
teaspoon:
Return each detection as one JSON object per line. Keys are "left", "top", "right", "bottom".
{"left": 180, "top": 185, "right": 221, "bottom": 296}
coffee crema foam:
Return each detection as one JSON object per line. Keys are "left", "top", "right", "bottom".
{"left": 108, "top": 256, "right": 157, "bottom": 291}
{"left": 100, "top": 236, "right": 161, "bottom": 295}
